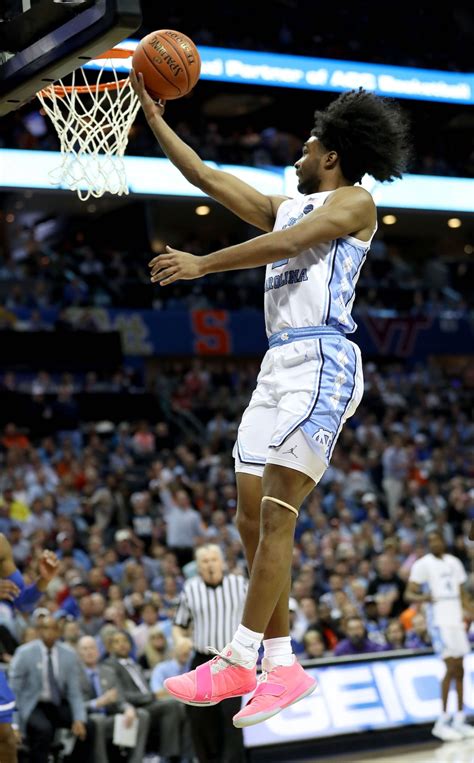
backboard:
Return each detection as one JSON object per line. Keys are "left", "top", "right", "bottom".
{"left": 0, "top": 0, "right": 142, "bottom": 115}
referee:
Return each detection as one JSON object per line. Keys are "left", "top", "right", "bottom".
{"left": 172, "top": 544, "right": 248, "bottom": 763}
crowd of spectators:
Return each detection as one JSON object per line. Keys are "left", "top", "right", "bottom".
{"left": 0, "top": 354, "right": 472, "bottom": 754}
{"left": 0, "top": 223, "right": 472, "bottom": 316}
{"left": 0, "top": 104, "right": 470, "bottom": 179}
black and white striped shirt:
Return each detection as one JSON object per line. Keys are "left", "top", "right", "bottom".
{"left": 174, "top": 573, "right": 248, "bottom": 653}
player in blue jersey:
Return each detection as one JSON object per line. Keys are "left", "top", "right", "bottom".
{"left": 0, "top": 534, "right": 59, "bottom": 762}
{"left": 132, "top": 72, "right": 412, "bottom": 725}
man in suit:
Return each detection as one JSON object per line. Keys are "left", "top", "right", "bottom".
{"left": 9, "top": 616, "right": 94, "bottom": 763}
{"left": 105, "top": 630, "right": 187, "bottom": 762}
{"left": 77, "top": 635, "right": 148, "bottom": 763}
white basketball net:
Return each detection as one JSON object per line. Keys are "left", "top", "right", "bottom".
{"left": 37, "top": 54, "right": 140, "bottom": 201}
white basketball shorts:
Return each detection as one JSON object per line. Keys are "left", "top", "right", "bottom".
{"left": 430, "top": 624, "right": 471, "bottom": 659}
{"left": 233, "top": 326, "right": 364, "bottom": 484}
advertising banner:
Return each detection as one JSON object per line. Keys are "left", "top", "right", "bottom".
{"left": 243, "top": 652, "right": 474, "bottom": 747}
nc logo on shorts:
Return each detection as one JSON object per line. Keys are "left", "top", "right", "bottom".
{"left": 312, "top": 428, "right": 333, "bottom": 453}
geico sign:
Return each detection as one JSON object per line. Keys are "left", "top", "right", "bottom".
{"left": 244, "top": 652, "right": 474, "bottom": 747}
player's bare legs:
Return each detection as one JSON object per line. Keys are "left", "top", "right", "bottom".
{"left": 452, "top": 658, "right": 464, "bottom": 711}
{"left": 235, "top": 473, "right": 292, "bottom": 639}
{"left": 164, "top": 464, "right": 315, "bottom": 712}
{"left": 441, "top": 658, "right": 456, "bottom": 711}
{"left": 0, "top": 724, "right": 18, "bottom": 763}
{"left": 240, "top": 464, "right": 314, "bottom": 633}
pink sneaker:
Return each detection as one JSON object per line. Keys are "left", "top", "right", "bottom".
{"left": 164, "top": 644, "right": 257, "bottom": 706}
{"left": 233, "top": 657, "right": 317, "bottom": 727}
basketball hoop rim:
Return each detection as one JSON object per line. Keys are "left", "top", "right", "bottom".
{"left": 38, "top": 48, "right": 134, "bottom": 97}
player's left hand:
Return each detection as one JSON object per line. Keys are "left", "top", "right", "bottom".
{"left": 38, "top": 550, "right": 59, "bottom": 583}
{"left": 149, "top": 247, "right": 204, "bottom": 285}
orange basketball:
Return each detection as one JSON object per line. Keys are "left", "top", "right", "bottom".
{"left": 132, "top": 29, "right": 201, "bottom": 101}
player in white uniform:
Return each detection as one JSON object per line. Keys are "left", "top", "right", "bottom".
{"left": 132, "top": 72, "right": 412, "bottom": 725}
{"left": 407, "top": 530, "right": 474, "bottom": 741}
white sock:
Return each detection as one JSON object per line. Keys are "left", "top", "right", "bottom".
{"left": 263, "top": 636, "right": 294, "bottom": 667}
{"left": 454, "top": 711, "right": 465, "bottom": 725}
{"left": 231, "top": 624, "right": 263, "bottom": 664}
{"left": 438, "top": 711, "right": 450, "bottom": 724}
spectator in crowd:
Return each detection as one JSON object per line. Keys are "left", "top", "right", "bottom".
{"left": 301, "top": 629, "right": 326, "bottom": 660}
{"left": 55, "top": 535, "right": 91, "bottom": 572}
{"left": 158, "top": 485, "right": 205, "bottom": 568}
{"left": 104, "top": 630, "right": 187, "bottom": 762}
{"left": 131, "top": 602, "right": 162, "bottom": 657}
{"left": 367, "top": 554, "right": 406, "bottom": 616}
{"left": 1, "top": 424, "right": 31, "bottom": 451}
{"left": 138, "top": 625, "right": 169, "bottom": 670}
{"left": 151, "top": 636, "right": 193, "bottom": 696}
{"left": 61, "top": 618, "right": 82, "bottom": 651}
{"left": 334, "top": 616, "right": 385, "bottom": 656}
{"left": 77, "top": 594, "right": 104, "bottom": 637}
{"left": 317, "top": 601, "right": 342, "bottom": 651}
{"left": 77, "top": 635, "right": 145, "bottom": 763}
{"left": 150, "top": 637, "right": 194, "bottom": 759}
{"left": 169, "top": 544, "right": 247, "bottom": 763}
{"left": 382, "top": 432, "right": 410, "bottom": 520}
{"left": 384, "top": 619, "right": 408, "bottom": 650}
{"left": 405, "top": 612, "right": 432, "bottom": 650}
{"left": 9, "top": 616, "right": 94, "bottom": 763}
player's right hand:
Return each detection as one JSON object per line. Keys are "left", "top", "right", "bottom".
{"left": 130, "top": 69, "right": 166, "bottom": 120}
{"left": 0, "top": 579, "right": 20, "bottom": 601}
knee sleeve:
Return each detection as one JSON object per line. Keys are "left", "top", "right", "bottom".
{"left": 261, "top": 495, "right": 299, "bottom": 518}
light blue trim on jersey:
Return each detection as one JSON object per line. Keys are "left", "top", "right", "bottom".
{"left": 344, "top": 251, "right": 368, "bottom": 314}
{"left": 320, "top": 240, "right": 337, "bottom": 327}
{"left": 430, "top": 625, "right": 445, "bottom": 656}
{"left": 327, "top": 342, "right": 358, "bottom": 461}
{"left": 268, "top": 325, "right": 343, "bottom": 348}
{"left": 326, "top": 238, "right": 368, "bottom": 333}
{"left": 236, "top": 440, "right": 266, "bottom": 466}
{"left": 269, "top": 332, "right": 360, "bottom": 464}
{"left": 269, "top": 338, "right": 324, "bottom": 449}
{"left": 271, "top": 258, "right": 289, "bottom": 269}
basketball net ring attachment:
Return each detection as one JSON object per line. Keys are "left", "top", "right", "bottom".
{"left": 37, "top": 49, "right": 140, "bottom": 201}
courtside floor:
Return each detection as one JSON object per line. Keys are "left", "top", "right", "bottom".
{"left": 302, "top": 738, "right": 474, "bottom": 763}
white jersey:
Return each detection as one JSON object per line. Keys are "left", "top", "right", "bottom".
{"left": 409, "top": 552, "right": 467, "bottom": 627}
{"left": 264, "top": 192, "right": 376, "bottom": 337}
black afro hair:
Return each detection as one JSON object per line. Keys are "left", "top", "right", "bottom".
{"left": 312, "top": 88, "right": 413, "bottom": 183}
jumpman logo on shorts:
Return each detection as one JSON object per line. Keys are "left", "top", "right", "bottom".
{"left": 282, "top": 445, "right": 298, "bottom": 458}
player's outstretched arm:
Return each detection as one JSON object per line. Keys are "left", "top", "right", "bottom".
{"left": 149, "top": 186, "right": 375, "bottom": 284}
{"left": 130, "top": 70, "right": 284, "bottom": 232}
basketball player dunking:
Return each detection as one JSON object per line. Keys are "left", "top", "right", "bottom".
{"left": 132, "top": 70, "right": 412, "bottom": 727}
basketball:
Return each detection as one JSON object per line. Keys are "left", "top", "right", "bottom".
{"left": 131, "top": 29, "right": 201, "bottom": 101}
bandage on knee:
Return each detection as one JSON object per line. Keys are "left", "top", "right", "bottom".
{"left": 261, "top": 495, "right": 299, "bottom": 517}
